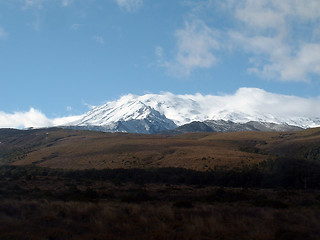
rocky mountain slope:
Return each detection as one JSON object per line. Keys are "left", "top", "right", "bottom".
{"left": 69, "top": 99, "right": 177, "bottom": 134}
{"left": 64, "top": 89, "right": 320, "bottom": 133}
{"left": 161, "top": 120, "right": 302, "bottom": 135}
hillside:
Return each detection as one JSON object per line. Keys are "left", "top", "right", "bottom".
{"left": 61, "top": 90, "right": 320, "bottom": 133}
{"left": 1, "top": 127, "right": 319, "bottom": 171}
{"left": 1, "top": 127, "right": 320, "bottom": 240}
{"left": 161, "top": 120, "right": 302, "bottom": 134}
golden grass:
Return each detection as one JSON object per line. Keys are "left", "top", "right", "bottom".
{"left": 12, "top": 130, "right": 275, "bottom": 170}
{"left": 2, "top": 128, "right": 320, "bottom": 239}
{"left": 0, "top": 127, "right": 317, "bottom": 171}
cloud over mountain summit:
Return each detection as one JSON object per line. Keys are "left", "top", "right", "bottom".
{"left": 1, "top": 88, "right": 319, "bottom": 129}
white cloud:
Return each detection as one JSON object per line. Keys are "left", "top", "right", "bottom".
{"left": 136, "top": 88, "right": 320, "bottom": 127}
{"left": 52, "top": 115, "right": 83, "bottom": 126}
{"left": 1, "top": 89, "right": 319, "bottom": 129}
{"left": 234, "top": 0, "right": 320, "bottom": 29}
{"left": 277, "top": 44, "right": 320, "bottom": 80}
{"left": 224, "top": 88, "right": 320, "bottom": 119}
{"left": 230, "top": 0, "right": 320, "bottom": 81}
{"left": 115, "top": 0, "right": 143, "bottom": 12}
{"left": 229, "top": 31, "right": 320, "bottom": 81}
{"left": 0, "top": 108, "right": 52, "bottom": 129}
{"left": 0, "top": 108, "right": 82, "bottom": 129}
{"left": 93, "top": 35, "right": 105, "bottom": 44}
{"left": 161, "top": 0, "right": 320, "bottom": 81}
{"left": 162, "top": 20, "right": 220, "bottom": 77}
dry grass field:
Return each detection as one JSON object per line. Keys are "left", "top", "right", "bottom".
{"left": 1, "top": 127, "right": 319, "bottom": 171}
{"left": 0, "top": 169, "right": 320, "bottom": 240}
{"left": 1, "top": 199, "right": 319, "bottom": 240}
{"left": 0, "top": 127, "right": 320, "bottom": 239}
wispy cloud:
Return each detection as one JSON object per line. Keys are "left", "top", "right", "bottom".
{"left": 52, "top": 115, "right": 83, "bottom": 126}
{"left": 1, "top": 88, "right": 319, "bottom": 129}
{"left": 61, "top": 0, "right": 73, "bottom": 7}
{"left": 161, "top": 0, "right": 320, "bottom": 81}
{"left": 115, "top": 0, "right": 143, "bottom": 12}
{"left": 93, "top": 35, "right": 105, "bottom": 44}
{"left": 161, "top": 20, "right": 221, "bottom": 77}
{"left": 0, "top": 27, "right": 8, "bottom": 39}
{"left": 22, "top": 0, "right": 45, "bottom": 10}
{"left": 139, "top": 88, "right": 320, "bottom": 127}
{"left": 19, "top": 0, "right": 74, "bottom": 9}
{"left": 70, "top": 24, "right": 83, "bottom": 31}
{"left": 26, "top": 18, "right": 41, "bottom": 31}
{"left": 230, "top": 0, "right": 320, "bottom": 81}
{"left": 81, "top": 100, "right": 95, "bottom": 110}
{"left": 155, "top": 46, "right": 163, "bottom": 58}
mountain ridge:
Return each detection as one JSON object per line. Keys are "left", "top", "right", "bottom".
{"left": 160, "top": 120, "right": 303, "bottom": 135}
{"left": 63, "top": 89, "right": 320, "bottom": 133}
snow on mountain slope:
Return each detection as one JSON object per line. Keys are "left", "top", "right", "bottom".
{"left": 161, "top": 120, "right": 303, "bottom": 135}
{"left": 68, "top": 88, "right": 320, "bottom": 131}
{"left": 70, "top": 98, "right": 177, "bottom": 133}
{"left": 117, "top": 88, "right": 320, "bottom": 128}
{"left": 75, "top": 98, "right": 156, "bottom": 125}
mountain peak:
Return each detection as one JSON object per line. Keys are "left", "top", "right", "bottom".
{"left": 70, "top": 97, "right": 177, "bottom": 134}
{"left": 64, "top": 90, "right": 320, "bottom": 133}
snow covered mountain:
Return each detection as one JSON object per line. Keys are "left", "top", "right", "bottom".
{"left": 69, "top": 98, "right": 177, "bottom": 134}
{"left": 65, "top": 88, "right": 320, "bottom": 133}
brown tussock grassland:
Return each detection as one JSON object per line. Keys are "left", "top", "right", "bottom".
{"left": 0, "top": 127, "right": 320, "bottom": 239}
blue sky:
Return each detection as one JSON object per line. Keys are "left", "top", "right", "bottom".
{"left": 1, "top": 0, "right": 320, "bottom": 126}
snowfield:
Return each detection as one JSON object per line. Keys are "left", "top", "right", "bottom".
{"left": 68, "top": 88, "right": 320, "bottom": 131}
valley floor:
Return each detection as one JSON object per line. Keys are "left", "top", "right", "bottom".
{"left": 1, "top": 128, "right": 320, "bottom": 239}
{"left": 0, "top": 167, "right": 320, "bottom": 240}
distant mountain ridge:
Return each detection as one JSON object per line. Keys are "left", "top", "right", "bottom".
{"left": 160, "top": 120, "right": 302, "bottom": 135}
{"left": 69, "top": 99, "right": 177, "bottom": 134}
{"left": 65, "top": 89, "right": 320, "bottom": 133}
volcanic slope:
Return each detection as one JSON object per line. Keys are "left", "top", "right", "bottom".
{"left": 66, "top": 90, "right": 320, "bottom": 131}
{"left": 0, "top": 127, "right": 319, "bottom": 171}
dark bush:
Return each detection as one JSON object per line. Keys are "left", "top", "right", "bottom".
{"left": 0, "top": 157, "right": 319, "bottom": 190}
{"left": 172, "top": 200, "right": 194, "bottom": 208}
